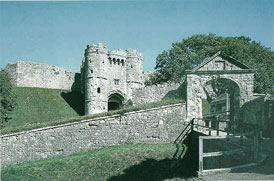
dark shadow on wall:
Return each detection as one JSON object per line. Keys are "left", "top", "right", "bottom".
{"left": 231, "top": 138, "right": 274, "bottom": 176}
{"left": 108, "top": 132, "right": 199, "bottom": 181}
{"left": 61, "top": 91, "right": 84, "bottom": 116}
{"left": 61, "top": 72, "right": 84, "bottom": 116}
{"left": 71, "top": 73, "right": 82, "bottom": 92}
{"left": 162, "top": 82, "right": 186, "bottom": 101}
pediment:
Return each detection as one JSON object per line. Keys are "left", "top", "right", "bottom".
{"left": 192, "top": 51, "right": 250, "bottom": 72}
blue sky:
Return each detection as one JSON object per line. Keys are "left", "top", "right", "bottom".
{"left": 0, "top": 0, "right": 273, "bottom": 72}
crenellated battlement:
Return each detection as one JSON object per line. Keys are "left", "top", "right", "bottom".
{"left": 126, "top": 49, "right": 142, "bottom": 58}
{"left": 108, "top": 49, "right": 127, "bottom": 58}
{"left": 85, "top": 43, "right": 108, "bottom": 55}
{"left": 108, "top": 49, "right": 127, "bottom": 65}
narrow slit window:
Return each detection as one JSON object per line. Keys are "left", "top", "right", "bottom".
{"left": 97, "top": 88, "right": 101, "bottom": 93}
{"left": 90, "top": 69, "right": 93, "bottom": 73}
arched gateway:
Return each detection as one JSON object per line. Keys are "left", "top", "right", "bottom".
{"left": 186, "top": 51, "right": 255, "bottom": 121}
{"left": 108, "top": 93, "right": 124, "bottom": 111}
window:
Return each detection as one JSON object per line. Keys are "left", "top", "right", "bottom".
{"left": 97, "top": 88, "right": 101, "bottom": 93}
{"left": 113, "top": 58, "right": 116, "bottom": 65}
{"left": 114, "top": 79, "right": 120, "bottom": 85}
{"left": 109, "top": 57, "right": 112, "bottom": 64}
{"left": 90, "top": 69, "right": 93, "bottom": 74}
{"left": 117, "top": 59, "right": 120, "bottom": 65}
{"left": 121, "top": 59, "right": 125, "bottom": 66}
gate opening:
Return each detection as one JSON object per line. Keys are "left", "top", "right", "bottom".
{"left": 108, "top": 93, "right": 124, "bottom": 111}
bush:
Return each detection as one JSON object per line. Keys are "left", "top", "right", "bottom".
{"left": 0, "top": 69, "right": 16, "bottom": 123}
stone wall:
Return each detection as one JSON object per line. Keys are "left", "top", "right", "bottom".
{"left": 132, "top": 82, "right": 182, "bottom": 105}
{"left": 5, "top": 61, "right": 80, "bottom": 90}
{"left": 239, "top": 94, "right": 274, "bottom": 137}
{"left": 0, "top": 103, "right": 187, "bottom": 167}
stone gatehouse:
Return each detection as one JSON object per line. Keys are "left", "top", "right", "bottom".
{"left": 186, "top": 51, "right": 255, "bottom": 121}
{"left": 81, "top": 43, "right": 144, "bottom": 115}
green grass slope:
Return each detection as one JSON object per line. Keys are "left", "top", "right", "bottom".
{"left": 0, "top": 87, "right": 184, "bottom": 135}
{"left": 1, "top": 143, "right": 197, "bottom": 181}
{"left": 1, "top": 87, "right": 84, "bottom": 135}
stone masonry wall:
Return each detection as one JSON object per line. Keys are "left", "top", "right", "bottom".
{"left": 5, "top": 61, "right": 78, "bottom": 90}
{"left": 132, "top": 82, "right": 182, "bottom": 105}
{"left": 0, "top": 103, "right": 186, "bottom": 167}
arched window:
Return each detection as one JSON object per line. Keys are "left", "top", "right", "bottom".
{"left": 121, "top": 59, "right": 125, "bottom": 66}
{"left": 117, "top": 59, "right": 120, "bottom": 65}
{"left": 97, "top": 87, "right": 101, "bottom": 94}
{"left": 109, "top": 57, "right": 112, "bottom": 64}
{"left": 113, "top": 58, "right": 116, "bottom": 65}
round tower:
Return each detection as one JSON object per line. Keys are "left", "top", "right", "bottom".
{"left": 126, "top": 49, "right": 144, "bottom": 98}
{"left": 83, "top": 43, "right": 108, "bottom": 115}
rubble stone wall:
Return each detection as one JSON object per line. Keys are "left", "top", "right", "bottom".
{"left": 0, "top": 103, "right": 187, "bottom": 167}
{"left": 132, "top": 82, "right": 182, "bottom": 105}
{"left": 5, "top": 61, "right": 78, "bottom": 90}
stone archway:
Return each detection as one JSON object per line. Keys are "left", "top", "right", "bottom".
{"left": 203, "top": 77, "right": 241, "bottom": 121}
{"left": 186, "top": 51, "right": 255, "bottom": 121}
{"left": 108, "top": 93, "right": 124, "bottom": 111}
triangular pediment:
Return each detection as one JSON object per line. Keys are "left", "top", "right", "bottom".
{"left": 191, "top": 51, "right": 250, "bottom": 72}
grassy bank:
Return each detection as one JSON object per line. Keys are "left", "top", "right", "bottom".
{"left": 1, "top": 87, "right": 184, "bottom": 135}
{"left": 0, "top": 87, "right": 84, "bottom": 135}
{"left": 1, "top": 143, "right": 197, "bottom": 181}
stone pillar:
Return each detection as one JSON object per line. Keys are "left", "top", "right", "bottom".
{"left": 186, "top": 74, "right": 203, "bottom": 121}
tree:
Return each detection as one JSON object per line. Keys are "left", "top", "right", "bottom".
{"left": 152, "top": 34, "right": 274, "bottom": 94}
{"left": 0, "top": 69, "right": 16, "bottom": 123}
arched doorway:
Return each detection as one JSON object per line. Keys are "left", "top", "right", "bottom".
{"left": 108, "top": 93, "right": 124, "bottom": 111}
{"left": 204, "top": 77, "right": 240, "bottom": 121}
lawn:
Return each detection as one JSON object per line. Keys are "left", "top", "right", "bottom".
{"left": 1, "top": 143, "right": 197, "bottom": 181}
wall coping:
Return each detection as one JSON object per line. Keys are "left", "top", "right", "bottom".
{"left": 185, "top": 70, "right": 256, "bottom": 75}
{"left": 0, "top": 103, "right": 185, "bottom": 138}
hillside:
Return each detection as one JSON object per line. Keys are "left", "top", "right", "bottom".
{"left": 1, "top": 143, "right": 198, "bottom": 181}
{"left": 1, "top": 87, "right": 84, "bottom": 134}
{"left": 0, "top": 87, "right": 185, "bottom": 135}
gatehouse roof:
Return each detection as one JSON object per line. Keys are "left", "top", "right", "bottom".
{"left": 191, "top": 51, "right": 251, "bottom": 72}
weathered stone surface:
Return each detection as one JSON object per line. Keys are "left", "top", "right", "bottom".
{"left": 81, "top": 43, "right": 144, "bottom": 115}
{"left": 0, "top": 103, "right": 187, "bottom": 167}
{"left": 5, "top": 61, "right": 79, "bottom": 90}
{"left": 132, "top": 82, "right": 182, "bottom": 105}
{"left": 186, "top": 52, "right": 256, "bottom": 121}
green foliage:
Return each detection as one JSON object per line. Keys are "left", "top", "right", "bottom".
{"left": 0, "top": 70, "right": 16, "bottom": 123}
{"left": 153, "top": 34, "right": 274, "bottom": 94}
{"left": 1, "top": 143, "right": 197, "bottom": 181}
{"left": 0, "top": 87, "right": 184, "bottom": 135}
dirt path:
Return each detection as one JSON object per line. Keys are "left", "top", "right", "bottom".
{"left": 201, "top": 138, "right": 274, "bottom": 180}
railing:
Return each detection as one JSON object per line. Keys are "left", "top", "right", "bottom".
{"left": 198, "top": 129, "right": 262, "bottom": 175}
{"left": 190, "top": 115, "right": 263, "bottom": 176}
{"left": 174, "top": 119, "right": 194, "bottom": 144}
